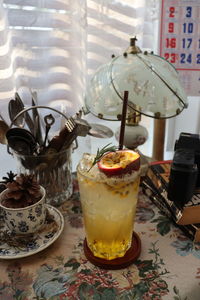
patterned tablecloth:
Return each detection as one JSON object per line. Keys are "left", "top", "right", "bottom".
{"left": 0, "top": 175, "right": 200, "bottom": 300}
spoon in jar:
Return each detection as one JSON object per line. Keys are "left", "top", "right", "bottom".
{"left": 43, "top": 114, "right": 55, "bottom": 148}
{"left": 15, "top": 93, "right": 35, "bottom": 135}
{"left": 8, "top": 99, "right": 25, "bottom": 128}
{"left": 88, "top": 123, "right": 114, "bottom": 138}
{"left": 31, "top": 91, "right": 43, "bottom": 146}
{"left": 6, "top": 127, "right": 38, "bottom": 155}
{"left": 0, "top": 120, "right": 9, "bottom": 144}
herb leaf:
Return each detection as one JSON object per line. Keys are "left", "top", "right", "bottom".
{"left": 90, "top": 143, "right": 117, "bottom": 169}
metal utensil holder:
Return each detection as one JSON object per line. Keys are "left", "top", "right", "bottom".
{"left": 9, "top": 105, "right": 78, "bottom": 150}
{"left": 9, "top": 105, "right": 69, "bottom": 128}
{"left": 8, "top": 105, "right": 74, "bottom": 206}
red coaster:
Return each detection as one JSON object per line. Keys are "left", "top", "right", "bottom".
{"left": 84, "top": 231, "right": 141, "bottom": 270}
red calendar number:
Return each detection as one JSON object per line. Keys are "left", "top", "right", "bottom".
{"left": 168, "top": 22, "right": 174, "bottom": 33}
{"left": 166, "top": 38, "right": 176, "bottom": 48}
{"left": 169, "top": 6, "right": 175, "bottom": 17}
{"left": 164, "top": 53, "right": 178, "bottom": 64}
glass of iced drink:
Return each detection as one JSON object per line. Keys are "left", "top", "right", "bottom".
{"left": 77, "top": 149, "right": 140, "bottom": 261}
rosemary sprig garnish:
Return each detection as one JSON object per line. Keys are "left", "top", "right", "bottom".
{"left": 89, "top": 143, "right": 117, "bottom": 170}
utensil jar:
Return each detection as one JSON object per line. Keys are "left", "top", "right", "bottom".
{"left": 8, "top": 106, "right": 73, "bottom": 206}
{"left": 15, "top": 147, "right": 73, "bottom": 207}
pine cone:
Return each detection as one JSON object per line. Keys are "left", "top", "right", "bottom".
{"left": 15, "top": 174, "right": 41, "bottom": 198}
{"left": 0, "top": 171, "right": 16, "bottom": 193}
{"left": 3, "top": 174, "right": 42, "bottom": 208}
{"left": 2, "top": 171, "right": 17, "bottom": 183}
{"left": 0, "top": 184, "right": 6, "bottom": 193}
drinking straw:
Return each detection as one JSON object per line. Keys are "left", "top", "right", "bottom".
{"left": 118, "top": 91, "right": 129, "bottom": 150}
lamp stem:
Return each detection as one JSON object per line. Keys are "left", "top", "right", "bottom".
{"left": 119, "top": 91, "right": 129, "bottom": 150}
{"left": 152, "top": 119, "right": 166, "bottom": 161}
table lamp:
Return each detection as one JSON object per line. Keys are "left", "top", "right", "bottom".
{"left": 85, "top": 37, "right": 188, "bottom": 160}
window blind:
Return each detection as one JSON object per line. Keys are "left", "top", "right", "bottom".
{"left": 1, "top": 0, "right": 87, "bottom": 116}
{"left": 1, "top": 0, "right": 157, "bottom": 118}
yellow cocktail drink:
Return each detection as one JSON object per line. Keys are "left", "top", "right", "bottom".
{"left": 77, "top": 151, "right": 140, "bottom": 260}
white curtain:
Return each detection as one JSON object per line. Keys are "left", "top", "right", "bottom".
{"left": 0, "top": 0, "right": 157, "bottom": 118}
{"left": 86, "top": 0, "right": 158, "bottom": 76}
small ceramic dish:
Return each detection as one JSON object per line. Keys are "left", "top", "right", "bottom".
{"left": 0, "top": 204, "right": 64, "bottom": 259}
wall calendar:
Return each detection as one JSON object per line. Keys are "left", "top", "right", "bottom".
{"left": 159, "top": 0, "right": 200, "bottom": 96}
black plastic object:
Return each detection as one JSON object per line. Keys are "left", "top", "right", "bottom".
{"left": 168, "top": 148, "right": 198, "bottom": 208}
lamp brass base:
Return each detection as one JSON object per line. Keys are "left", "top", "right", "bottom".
{"left": 84, "top": 231, "right": 141, "bottom": 270}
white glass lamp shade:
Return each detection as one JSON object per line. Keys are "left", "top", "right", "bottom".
{"left": 85, "top": 52, "right": 188, "bottom": 120}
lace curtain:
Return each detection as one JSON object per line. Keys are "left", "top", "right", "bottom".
{"left": 0, "top": 0, "right": 157, "bottom": 119}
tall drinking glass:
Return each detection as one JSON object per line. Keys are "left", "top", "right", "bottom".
{"left": 77, "top": 152, "right": 140, "bottom": 261}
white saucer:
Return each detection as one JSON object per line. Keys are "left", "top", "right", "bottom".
{"left": 0, "top": 204, "right": 64, "bottom": 259}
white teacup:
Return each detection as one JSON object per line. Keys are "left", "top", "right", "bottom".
{"left": 0, "top": 186, "right": 46, "bottom": 235}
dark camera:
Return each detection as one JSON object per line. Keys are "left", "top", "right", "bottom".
{"left": 167, "top": 132, "right": 200, "bottom": 208}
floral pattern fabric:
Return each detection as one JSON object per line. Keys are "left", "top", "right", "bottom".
{"left": 0, "top": 175, "right": 199, "bottom": 300}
